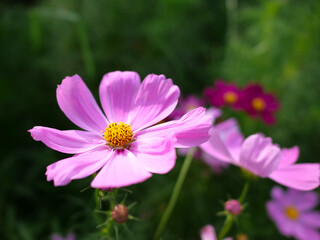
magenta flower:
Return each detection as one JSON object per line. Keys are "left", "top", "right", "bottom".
{"left": 50, "top": 233, "right": 76, "bottom": 240}
{"left": 204, "top": 79, "right": 242, "bottom": 109}
{"left": 239, "top": 84, "right": 279, "bottom": 124}
{"left": 29, "top": 71, "right": 212, "bottom": 189}
{"left": 267, "top": 186, "right": 320, "bottom": 240}
{"left": 201, "top": 131, "right": 320, "bottom": 190}
{"left": 200, "top": 225, "right": 233, "bottom": 240}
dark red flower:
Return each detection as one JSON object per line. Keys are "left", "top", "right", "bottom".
{"left": 239, "top": 84, "right": 280, "bottom": 124}
{"left": 204, "top": 80, "right": 242, "bottom": 110}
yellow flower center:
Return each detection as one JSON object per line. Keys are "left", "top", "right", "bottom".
{"left": 285, "top": 206, "right": 299, "bottom": 220}
{"left": 223, "top": 91, "right": 238, "bottom": 104}
{"left": 103, "top": 122, "right": 133, "bottom": 149}
{"left": 252, "top": 97, "right": 266, "bottom": 111}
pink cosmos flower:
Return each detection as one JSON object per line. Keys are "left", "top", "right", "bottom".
{"left": 200, "top": 225, "right": 233, "bottom": 240}
{"left": 267, "top": 186, "right": 320, "bottom": 240}
{"left": 200, "top": 130, "right": 320, "bottom": 190}
{"left": 29, "top": 71, "right": 212, "bottom": 189}
{"left": 204, "top": 79, "right": 242, "bottom": 110}
{"left": 50, "top": 233, "right": 76, "bottom": 240}
{"left": 167, "top": 94, "right": 225, "bottom": 172}
{"left": 199, "top": 118, "right": 241, "bottom": 172}
{"left": 239, "top": 84, "right": 279, "bottom": 124}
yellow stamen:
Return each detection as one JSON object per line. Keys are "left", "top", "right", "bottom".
{"left": 252, "top": 97, "right": 266, "bottom": 111}
{"left": 285, "top": 206, "right": 299, "bottom": 220}
{"left": 223, "top": 91, "right": 238, "bottom": 104}
{"left": 104, "top": 122, "right": 133, "bottom": 149}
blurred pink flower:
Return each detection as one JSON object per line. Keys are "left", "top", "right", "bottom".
{"left": 200, "top": 225, "right": 233, "bottom": 240}
{"left": 267, "top": 186, "right": 320, "bottom": 240}
{"left": 168, "top": 94, "right": 225, "bottom": 172}
{"left": 239, "top": 84, "right": 279, "bottom": 124}
{"left": 50, "top": 233, "right": 75, "bottom": 240}
{"left": 201, "top": 131, "right": 320, "bottom": 190}
{"left": 29, "top": 71, "right": 212, "bottom": 189}
{"left": 204, "top": 80, "right": 242, "bottom": 110}
{"left": 200, "top": 118, "right": 242, "bottom": 172}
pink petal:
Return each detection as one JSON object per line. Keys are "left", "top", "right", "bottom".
{"left": 56, "top": 75, "right": 108, "bottom": 133}
{"left": 99, "top": 71, "right": 140, "bottom": 123}
{"left": 269, "top": 163, "right": 320, "bottom": 190}
{"left": 215, "top": 118, "right": 243, "bottom": 161}
{"left": 293, "top": 224, "right": 320, "bottom": 240}
{"left": 200, "top": 225, "right": 217, "bottom": 240}
{"left": 270, "top": 186, "right": 286, "bottom": 205}
{"left": 278, "top": 146, "right": 300, "bottom": 168}
{"left": 200, "top": 119, "right": 242, "bottom": 164}
{"left": 300, "top": 212, "right": 320, "bottom": 228}
{"left": 296, "top": 191, "right": 319, "bottom": 211}
{"left": 200, "top": 128, "right": 235, "bottom": 164}
{"left": 46, "top": 146, "right": 111, "bottom": 186}
{"left": 206, "top": 107, "right": 222, "bottom": 122}
{"left": 137, "top": 107, "right": 212, "bottom": 148}
{"left": 91, "top": 149, "right": 152, "bottom": 188}
{"left": 131, "top": 137, "right": 176, "bottom": 174}
{"left": 202, "top": 151, "right": 229, "bottom": 173}
{"left": 214, "top": 118, "right": 239, "bottom": 136}
{"left": 239, "top": 134, "right": 281, "bottom": 177}
{"left": 128, "top": 74, "right": 180, "bottom": 131}
{"left": 29, "top": 126, "right": 104, "bottom": 154}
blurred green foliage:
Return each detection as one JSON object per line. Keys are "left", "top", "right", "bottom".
{"left": 1, "top": 0, "right": 320, "bottom": 239}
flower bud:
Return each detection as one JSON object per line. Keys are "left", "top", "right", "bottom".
{"left": 224, "top": 199, "right": 242, "bottom": 216}
{"left": 112, "top": 204, "right": 129, "bottom": 223}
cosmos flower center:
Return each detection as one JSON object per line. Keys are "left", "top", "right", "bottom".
{"left": 252, "top": 97, "right": 266, "bottom": 111}
{"left": 285, "top": 206, "right": 299, "bottom": 220}
{"left": 223, "top": 91, "right": 238, "bottom": 104}
{"left": 103, "top": 122, "right": 133, "bottom": 149}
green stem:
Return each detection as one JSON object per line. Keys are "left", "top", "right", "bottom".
{"left": 218, "top": 214, "right": 233, "bottom": 240}
{"left": 238, "top": 181, "right": 250, "bottom": 203}
{"left": 153, "top": 148, "right": 196, "bottom": 240}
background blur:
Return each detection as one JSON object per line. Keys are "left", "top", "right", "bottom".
{"left": 1, "top": 0, "right": 320, "bottom": 239}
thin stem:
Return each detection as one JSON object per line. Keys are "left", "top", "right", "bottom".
{"left": 218, "top": 214, "right": 233, "bottom": 240}
{"left": 238, "top": 181, "right": 250, "bottom": 203}
{"left": 153, "top": 148, "right": 196, "bottom": 240}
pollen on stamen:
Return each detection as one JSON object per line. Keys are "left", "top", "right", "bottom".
{"left": 103, "top": 122, "right": 133, "bottom": 149}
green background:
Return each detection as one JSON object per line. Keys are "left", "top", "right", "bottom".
{"left": 1, "top": 0, "right": 320, "bottom": 239}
